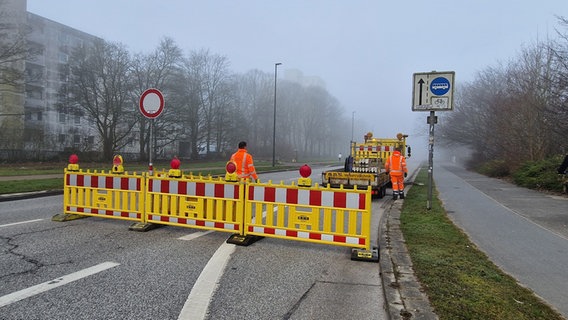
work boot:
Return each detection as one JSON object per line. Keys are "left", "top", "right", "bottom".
{"left": 392, "top": 191, "right": 398, "bottom": 200}
{"left": 400, "top": 192, "right": 405, "bottom": 199}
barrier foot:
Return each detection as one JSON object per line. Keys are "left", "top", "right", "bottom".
{"left": 51, "top": 213, "right": 88, "bottom": 222}
{"left": 129, "top": 222, "right": 162, "bottom": 232}
{"left": 351, "top": 246, "right": 379, "bottom": 262}
{"left": 226, "top": 234, "right": 264, "bottom": 246}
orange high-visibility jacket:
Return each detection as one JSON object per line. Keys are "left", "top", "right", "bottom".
{"left": 230, "top": 149, "right": 258, "bottom": 180}
{"left": 385, "top": 150, "right": 407, "bottom": 176}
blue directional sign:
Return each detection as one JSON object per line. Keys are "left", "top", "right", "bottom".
{"left": 430, "top": 77, "right": 451, "bottom": 96}
{"left": 412, "top": 71, "right": 455, "bottom": 111}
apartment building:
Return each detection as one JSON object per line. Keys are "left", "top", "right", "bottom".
{"left": 0, "top": 0, "right": 99, "bottom": 159}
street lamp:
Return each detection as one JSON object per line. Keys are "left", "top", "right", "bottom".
{"left": 272, "top": 62, "right": 282, "bottom": 167}
{"left": 350, "top": 111, "right": 355, "bottom": 156}
{"left": 351, "top": 111, "right": 355, "bottom": 143}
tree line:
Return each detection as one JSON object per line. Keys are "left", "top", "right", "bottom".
{"left": 438, "top": 17, "right": 568, "bottom": 171}
{"left": 61, "top": 37, "right": 351, "bottom": 162}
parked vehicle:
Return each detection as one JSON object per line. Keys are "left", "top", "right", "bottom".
{"left": 322, "top": 132, "right": 410, "bottom": 199}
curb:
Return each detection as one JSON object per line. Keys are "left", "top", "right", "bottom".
{"left": 0, "top": 189, "right": 63, "bottom": 202}
{"left": 380, "top": 185, "right": 438, "bottom": 319}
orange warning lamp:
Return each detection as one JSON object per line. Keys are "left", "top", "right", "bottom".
{"left": 298, "top": 164, "right": 312, "bottom": 187}
{"left": 67, "top": 154, "right": 79, "bottom": 171}
{"left": 168, "top": 156, "right": 182, "bottom": 178}
{"left": 225, "top": 161, "right": 238, "bottom": 182}
{"left": 112, "top": 155, "right": 124, "bottom": 174}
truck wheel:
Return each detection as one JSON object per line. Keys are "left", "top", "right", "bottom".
{"left": 376, "top": 186, "right": 383, "bottom": 199}
{"left": 344, "top": 156, "right": 353, "bottom": 172}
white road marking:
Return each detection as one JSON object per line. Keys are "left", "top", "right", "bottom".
{"left": 0, "top": 219, "right": 44, "bottom": 228}
{"left": 178, "top": 207, "right": 271, "bottom": 319}
{"left": 178, "top": 242, "right": 235, "bottom": 320}
{"left": 178, "top": 231, "right": 214, "bottom": 241}
{"left": 0, "top": 262, "right": 120, "bottom": 308}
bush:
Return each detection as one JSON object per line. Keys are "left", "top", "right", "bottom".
{"left": 476, "top": 159, "right": 510, "bottom": 177}
{"left": 512, "top": 155, "right": 565, "bottom": 192}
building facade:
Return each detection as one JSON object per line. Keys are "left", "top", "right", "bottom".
{"left": 0, "top": 0, "right": 99, "bottom": 160}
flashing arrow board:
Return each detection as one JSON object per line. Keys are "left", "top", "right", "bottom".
{"left": 412, "top": 71, "right": 455, "bottom": 111}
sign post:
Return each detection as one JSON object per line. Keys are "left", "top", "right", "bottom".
{"left": 412, "top": 71, "right": 455, "bottom": 209}
{"left": 139, "top": 88, "right": 165, "bottom": 176}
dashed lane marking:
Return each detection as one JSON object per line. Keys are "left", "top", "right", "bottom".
{"left": 0, "top": 219, "right": 44, "bottom": 228}
{"left": 0, "top": 262, "right": 120, "bottom": 308}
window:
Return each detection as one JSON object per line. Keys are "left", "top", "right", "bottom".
{"left": 58, "top": 134, "right": 66, "bottom": 143}
{"left": 59, "top": 112, "right": 66, "bottom": 123}
{"left": 74, "top": 114, "right": 80, "bottom": 124}
{"left": 58, "top": 52, "right": 68, "bottom": 63}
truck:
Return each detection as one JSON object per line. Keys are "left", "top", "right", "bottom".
{"left": 322, "top": 132, "right": 411, "bottom": 199}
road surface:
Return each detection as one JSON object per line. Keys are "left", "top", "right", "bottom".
{"left": 0, "top": 167, "right": 389, "bottom": 320}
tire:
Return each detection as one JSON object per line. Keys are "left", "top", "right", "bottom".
{"left": 376, "top": 186, "right": 384, "bottom": 199}
{"left": 344, "top": 156, "right": 353, "bottom": 172}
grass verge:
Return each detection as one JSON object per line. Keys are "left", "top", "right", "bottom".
{"left": 0, "top": 161, "right": 303, "bottom": 194}
{"left": 0, "top": 179, "right": 63, "bottom": 194}
{"left": 400, "top": 167, "right": 564, "bottom": 320}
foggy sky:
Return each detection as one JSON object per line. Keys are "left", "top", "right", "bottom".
{"left": 26, "top": 0, "right": 567, "bottom": 148}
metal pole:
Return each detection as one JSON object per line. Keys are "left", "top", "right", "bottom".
{"left": 149, "top": 119, "right": 154, "bottom": 176}
{"left": 427, "top": 110, "right": 435, "bottom": 210}
{"left": 351, "top": 111, "right": 355, "bottom": 142}
{"left": 272, "top": 62, "right": 281, "bottom": 167}
{"left": 350, "top": 111, "right": 355, "bottom": 156}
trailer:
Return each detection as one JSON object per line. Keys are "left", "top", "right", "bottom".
{"left": 322, "top": 132, "right": 410, "bottom": 199}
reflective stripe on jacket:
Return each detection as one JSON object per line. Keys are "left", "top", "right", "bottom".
{"left": 230, "top": 149, "right": 258, "bottom": 180}
{"left": 385, "top": 151, "right": 407, "bottom": 176}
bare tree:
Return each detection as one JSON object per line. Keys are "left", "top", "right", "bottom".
{"left": 64, "top": 39, "right": 136, "bottom": 160}
{"left": 233, "top": 69, "right": 272, "bottom": 152}
{"left": 548, "top": 16, "right": 568, "bottom": 152}
{"left": 0, "top": 0, "right": 26, "bottom": 87}
{"left": 440, "top": 40, "right": 561, "bottom": 169}
{"left": 131, "top": 37, "right": 184, "bottom": 160}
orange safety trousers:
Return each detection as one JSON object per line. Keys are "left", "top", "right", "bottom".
{"left": 390, "top": 174, "right": 405, "bottom": 193}
{"left": 385, "top": 151, "right": 407, "bottom": 192}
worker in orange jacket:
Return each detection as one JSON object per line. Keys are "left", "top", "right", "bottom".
{"left": 230, "top": 141, "right": 258, "bottom": 181}
{"left": 385, "top": 147, "right": 408, "bottom": 200}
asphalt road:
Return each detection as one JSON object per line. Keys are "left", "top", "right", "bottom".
{"left": 434, "top": 162, "right": 568, "bottom": 318}
{"left": 0, "top": 167, "right": 389, "bottom": 320}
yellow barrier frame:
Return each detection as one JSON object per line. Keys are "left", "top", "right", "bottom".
{"left": 143, "top": 174, "right": 245, "bottom": 234}
{"left": 241, "top": 181, "right": 372, "bottom": 251}
{"left": 56, "top": 169, "right": 145, "bottom": 222}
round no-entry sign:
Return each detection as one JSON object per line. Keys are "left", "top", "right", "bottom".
{"left": 139, "top": 88, "right": 164, "bottom": 119}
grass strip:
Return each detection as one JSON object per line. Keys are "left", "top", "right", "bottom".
{"left": 0, "top": 178, "right": 63, "bottom": 194}
{"left": 0, "top": 163, "right": 302, "bottom": 194}
{"left": 400, "top": 167, "right": 564, "bottom": 320}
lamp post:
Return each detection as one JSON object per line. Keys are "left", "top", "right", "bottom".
{"left": 272, "top": 62, "right": 282, "bottom": 167}
{"left": 350, "top": 111, "right": 355, "bottom": 156}
{"left": 351, "top": 111, "right": 355, "bottom": 143}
